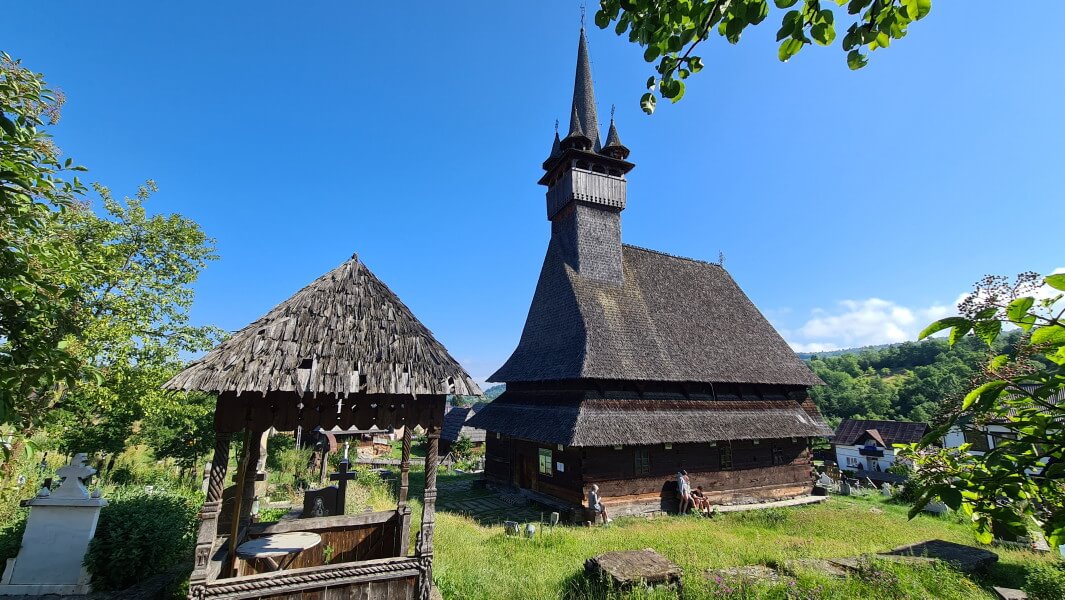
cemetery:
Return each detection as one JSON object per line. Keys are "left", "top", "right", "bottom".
{"left": 3, "top": 3, "right": 1064, "bottom": 600}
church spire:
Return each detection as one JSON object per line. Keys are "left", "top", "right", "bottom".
{"left": 602, "top": 114, "right": 629, "bottom": 160}
{"left": 570, "top": 28, "right": 601, "bottom": 152}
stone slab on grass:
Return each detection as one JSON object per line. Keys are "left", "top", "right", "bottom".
{"left": 586, "top": 549, "right": 682, "bottom": 589}
{"left": 783, "top": 558, "right": 856, "bottom": 578}
{"left": 992, "top": 586, "right": 1027, "bottom": 600}
{"left": 882, "top": 539, "right": 998, "bottom": 574}
{"left": 707, "top": 565, "right": 781, "bottom": 585}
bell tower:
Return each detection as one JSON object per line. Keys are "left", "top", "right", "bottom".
{"left": 540, "top": 28, "right": 633, "bottom": 284}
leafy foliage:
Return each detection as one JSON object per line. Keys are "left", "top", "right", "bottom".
{"left": 1025, "top": 561, "right": 1065, "bottom": 600}
{"left": 137, "top": 391, "right": 216, "bottom": 469}
{"left": 594, "top": 0, "right": 932, "bottom": 113}
{"left": 84, "top": 486, "right": 201, "bottom": 591}
{"left": 452, "top": 435, "right": 474, "bottom": 460}
{"left": 807, "top": 334, "right": 1014, "bottom": 425}
{"left": 899, "top": 272, "right": 1065, "bottom": 548}
{"left": 43, "top": 181, "right": 221, "bottom": 456}
{"left": 1, "top": 54, "right": 220, "bottom": 476}
{"left": 0, "top": 53, "right": 87, "bottom": 426}
{"left": 0, "top": 508, "right": 27, "bottom": 569}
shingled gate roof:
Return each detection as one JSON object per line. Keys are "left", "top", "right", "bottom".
{"left": 165, "top": 255, "right": 479, "bottom": 398}
{"left": 489, "top": 242, "right": 822, "bottom": 387}
{"left": 468, "top": 389, "right": 832, "bottom": 447}
{"left": 832, "top": 419, "right": 929, "bottom": 447}
{"left": 441, "top": 402, "right": 488, "bottom": 444}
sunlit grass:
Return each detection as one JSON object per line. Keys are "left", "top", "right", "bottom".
{"left": 408, "top": 473, "right": 1053, "bottom": 600}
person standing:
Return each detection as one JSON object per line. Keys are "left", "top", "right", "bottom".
{"left": 677, "top": 470, "right": 692, "bottom": 514}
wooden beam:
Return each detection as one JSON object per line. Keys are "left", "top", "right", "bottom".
{"left": 416, "top": 425, "right": 440, "bottom": 600}
{"left": 226, "top": 426, "right": 254, "bottom": 577}
{"left": 189, "top": 431, "right": 231, "bottom": 594}
{"left": 249, "top": 510, "right": 397, "bottom": 535}
{"left": 397, "top": 425, "right": 413, "bottom": 556}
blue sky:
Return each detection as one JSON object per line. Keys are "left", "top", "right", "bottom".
{"left": 8, "top": 2, "right": 1063, "bottom": 386}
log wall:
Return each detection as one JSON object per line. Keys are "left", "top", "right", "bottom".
{"left": 485, "top": 435, "right": 814, "bottom": 514}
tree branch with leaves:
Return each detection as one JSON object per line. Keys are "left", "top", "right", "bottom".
{"left": 899, "top": 271, "right": 1065, "bottom": 548}
{"left": 595, "top": 0, "right": 932, "bottom": 113}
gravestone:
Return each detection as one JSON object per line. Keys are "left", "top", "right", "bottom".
{"left": 883, "top": 539, "right": 998, "bottom": 574}
{"left": 302, "top": 486, "right": 341, "bottom": 517}
{"left": 817, "top": 473, "right": 834, "bottom": 488}
{"left": 880, "top": 483, "right": 893, "bottom": 497}
{"left": 586, "top": 549, "right": 682, "bottom": 591}
{"left": 302, "top": 458, "right": 358, "bottom": 517}
{"left": 0, "top": 454, "right": 107, "bottom": 595}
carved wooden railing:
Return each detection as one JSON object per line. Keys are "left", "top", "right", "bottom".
{"left": 189, "top": 510, "right": 419, "bottom": 600}
{"left": 195, "top": 556, "right": 422, "bottom": 600}
{"left": 238, "top": 511, "right": 407, "bottom": 575}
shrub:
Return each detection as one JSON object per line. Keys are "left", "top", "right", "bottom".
{"left": 1025, "top": 562, "right": 1065, "bottom": 600}
{"left": 85, "top": 487, "right": 201, "bottom": 591}
{"left": 0, "top": 509, "right": 28, "bottom": 571}
{"left": 266, "top": 432, "right": 296, "bottom": 472}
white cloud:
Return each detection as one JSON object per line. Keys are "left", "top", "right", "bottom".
{"left": 785, "top": 267, "right": 1064, "bottom": 353}
{"left": 786, "top": 298, "right": 953, "bottom": 353}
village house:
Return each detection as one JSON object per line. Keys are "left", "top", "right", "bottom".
{"left": 467, "top": 29, "right": 833, "bottom": 518}
{"left": 942, "top": 385, "right": 1063, "bottom": 473}
{"left": 831, "top": 419, "right": 928, "bottom": 481}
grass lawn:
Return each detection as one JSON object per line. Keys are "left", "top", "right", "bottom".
{"left": 399, "top": 473, "right": 1055, "bottom": 599}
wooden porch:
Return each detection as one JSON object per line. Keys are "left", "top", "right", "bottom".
{"left": 187, "top": 394, "right": 447, "bottom": 600}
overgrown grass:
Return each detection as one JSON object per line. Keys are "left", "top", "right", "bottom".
{"left": 421, "top": 474, "right": 1055, "bottom": 600}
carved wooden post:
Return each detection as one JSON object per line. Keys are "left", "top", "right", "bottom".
{"left": 397, "top": 425, "right": 413, "bottom": 556}
{"left": 416, "top": 425, "right": 440, "bottom": 600}
{"left": 189, "top": 431, "right": 231, "bottom": 597}
{"left": 238, "top": 429, "right": 264, "bottom": 528}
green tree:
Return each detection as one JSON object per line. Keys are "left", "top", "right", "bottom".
{"left": 452, "top": 435, "right": 473, "bottom": 460}
{"left": 593, "top": 0, "right": 932, "bottom": 113}
{"left": 137, "top": 391, "right": 216, "bottom": 470}
{"left": 901, "top": 272, "right": 1065, "bottom": 548}
{"left": 43, "top": 182, "right": 221, "bottom": 457}
{"left": 0, "top": 53, "right": 87, "bottom": 430}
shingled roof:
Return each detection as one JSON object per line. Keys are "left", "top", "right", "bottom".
{"left": 832, "top": 419, "right": 929, "bottom": 447}
{"left": 489, "top": 241, "right": 822, "bottom": 387}
{"left": 165, "top": 255, "right": 479, "bottom": 398}
{"left": 468, "top": 389, "right": 832, "bottom": 447}
{"left": 441, "top": 402, "right": 488, "bottom": 444}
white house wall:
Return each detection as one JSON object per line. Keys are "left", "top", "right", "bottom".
{"left": 834, "top": 445, "right": 897, "bottom": 473}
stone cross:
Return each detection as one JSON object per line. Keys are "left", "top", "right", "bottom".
{"left": 328, "top": 459, "right": 358, "bottom": 515}
{"left": 53, "top": 454, "right": 95, "bottom": 499}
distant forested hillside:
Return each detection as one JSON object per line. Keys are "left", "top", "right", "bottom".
{"left": 806, "top": 332, "right": 1022, "bottom": 427}
{"left": 482, "top": 384, "right": 505, "bottom": 401}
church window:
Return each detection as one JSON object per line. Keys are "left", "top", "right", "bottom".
{"left": 720, "top": 444, "right": 733, "bottom": 470}
{"left": 634, "top": 448, "right": 650, "bottom": 476}
{"left": 538, "top": 448, "right": 553, "bottom": 476}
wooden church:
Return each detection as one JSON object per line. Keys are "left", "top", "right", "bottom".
{"left": 468, "top": 29, "right": 833, "bottom": 518}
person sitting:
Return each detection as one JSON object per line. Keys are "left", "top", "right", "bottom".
{"left": 677, "top": 470, "right": 692, "bottom": 514}
{"left": 691, "top": 485, "right": 711, "bottom": 515}
{"left": 588, "top": 484, "right": 611, "bottom": 524}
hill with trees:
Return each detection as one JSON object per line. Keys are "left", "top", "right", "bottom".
{"left": 806, "top": 332, "right": 1019, "bottom": 427}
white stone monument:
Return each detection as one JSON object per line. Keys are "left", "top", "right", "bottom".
{"left": 0, "top": 453, "right": 107, "bottom": 595}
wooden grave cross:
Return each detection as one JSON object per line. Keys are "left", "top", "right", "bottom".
{"left": 328, "top": 459, "right": 358, "bottom": 514}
